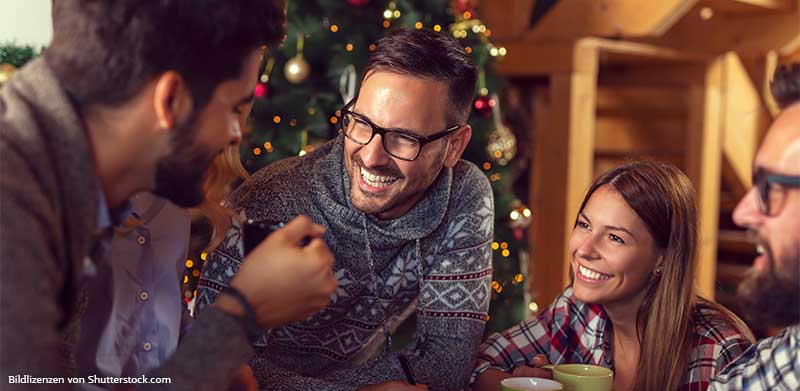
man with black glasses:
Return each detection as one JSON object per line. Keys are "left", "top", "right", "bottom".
{"left": 198, "top": 29, "right": 494, "bottom": 391}
{"left": 709, "top": 63, "right": 800, "bottom": 390}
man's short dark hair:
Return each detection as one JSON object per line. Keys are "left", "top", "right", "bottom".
{"left": 364, "top": 29, "right": 477, "bottom": 124}
{"left": 45, "top": 0, "right": 285, "bottom": 110}
{"left": 771, "top": 62, "right": 800, "bottom": 110}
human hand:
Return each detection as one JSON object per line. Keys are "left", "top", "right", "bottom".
{"left": 222, "top": 215, "right": 337, "bottom": 328}
{"left": 358, "top": 381, "right": 429, "bottom": 391}
{"left": 511, "top": 354, "right": 553, "bottom": 379}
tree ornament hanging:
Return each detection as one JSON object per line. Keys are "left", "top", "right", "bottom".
{"left": 486, "top": 93, "right": 517, "bottom": 166}
{"left": 339, "top": 64, "right": 358, "bottom": 105}
{"left": 453, "top": 0, "right": 474, "bottom": 14}
{"left": 285, "top": 34, "right": 310, "bottom": 84}
{"left": 254, "top": 82, "right": 269, "bottom": 99}
{"left": 509, "top": 201, "right": 532, "bottom": 229}
{"left": 256, "top": 57, "right": 275, "bottom": 99}
{"left": 472, "top": 69, "right": 494, "bottom": 117}
{"left": 473, "top": 95, "right": 495, "bottom": 117}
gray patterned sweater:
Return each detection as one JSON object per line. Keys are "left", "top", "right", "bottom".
{"left": 197, "top": 137, "right": 494, "bottom": 390}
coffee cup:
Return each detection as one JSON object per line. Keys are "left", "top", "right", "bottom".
{"left": 500, "top": 377, "right": 564, "bottom": 391}
{"left": 540, "top": 364, "right": 613, "bottom": 391}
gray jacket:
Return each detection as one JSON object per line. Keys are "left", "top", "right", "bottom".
{"left": 1, "top": 58, "right": 251, "bottom": 390}
{"left": 198, "top": 137, "right": 494, "bottom": 390}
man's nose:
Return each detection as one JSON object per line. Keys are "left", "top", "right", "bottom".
{"left": 732, "top": 189, "right": 763, "bottom": 229}
{"left": 359, "top": 134, "right": 391, "bottom": 167}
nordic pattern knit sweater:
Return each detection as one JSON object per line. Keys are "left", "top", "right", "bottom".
{"left": 198, "top": 136, "right": 494, "bottom": 390}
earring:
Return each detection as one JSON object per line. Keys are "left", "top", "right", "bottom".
{"left": 654, "top": 268, "right": 663, "bottom": 277}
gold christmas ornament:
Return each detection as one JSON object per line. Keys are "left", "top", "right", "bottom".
{"left": 284, "top": 33, "right": 310, "bottom": 84}
{"left": 0, "top": 63, "right": 18, "bottom": 86}
{"left": 485, "top": 93, "right": 516, "bottom": 166}
{"left": 486, "top": 124, "right": 516, "bottom": 166}
{"left": 284, "top": 55, "right": 310, "bottom": 84}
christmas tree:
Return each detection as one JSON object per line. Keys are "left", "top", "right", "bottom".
{"left": 237, "top": 0, "right": 528, "bottom": 334}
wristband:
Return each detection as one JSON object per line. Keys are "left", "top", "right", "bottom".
{"left": 222, "top": 286, "right": 262, "bottom": 343}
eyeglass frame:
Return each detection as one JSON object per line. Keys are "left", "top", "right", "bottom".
{"left": 338, "top": 98, "right": 462, "bottom": 161}
{"left": 753, "top": 168, "right": 800, "bottom": 216}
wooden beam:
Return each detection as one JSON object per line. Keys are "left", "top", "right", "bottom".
{"left": 528, "top": 53, "right": 598, "bottom": 309}
{"left": 521, "top": 0, "right": 698, "bottom": 40}
{"left": 596, "top": 85, "right": 688, "bottom": 115}
{"left": 734, "top": 0, "right": 796, "bottom": 10}
{"left": 599, "top": 63, "right": 708, "bottom": 86}
{"left": 496, "top": 42, "right": 580, "bottom": 76}
{"left": 479, "top": 0, "right": 536, "bottom": 41}
{"left": 594, "top": 154, "right": 686, "bottom": 179}
{"left": 720, "top": 52, "right": 767, "bottom": 198}
{"left": 685, "top": 57, "right": 724, "bottom": 300}
{"left": 642, "top": 2, "right": 800, "bottom": 56}
{"left": 594, "top": 115, "right": 686, "bottom": 155}
{"left": 497, "top": 37, "right": 708, "bottom": 77}
{"left": 707, "top": 0, "right": 797, "bottom": 12}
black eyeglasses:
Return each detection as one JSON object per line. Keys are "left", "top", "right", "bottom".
{"left": 339, "top": 98, "right": 461, "bottom": 161}
{"left": 753, "top": 168, "right": 800, "bottom": 216}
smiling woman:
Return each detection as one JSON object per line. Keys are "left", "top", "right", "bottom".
{"left": 472, "top": 161, "right": 755, "bottom": 391}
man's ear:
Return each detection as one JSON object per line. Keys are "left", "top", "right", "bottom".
{"left": 443, "top": 125, "right": 472, "bottom": 168}
{"left": 153, "top": 71, "right": 192, "bottom": 130}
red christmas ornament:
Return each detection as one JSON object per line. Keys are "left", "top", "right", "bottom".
{"left": 473, "top": 95, "right": 495, "bottom": 117}
{"left": 454, "top": 0, "right": 473, "bottom": 14}
{"left": 347, "top": 0, "right": 370, "bottom": 6}
{"left": 254, "top": 82, "right": 268, "bottom": 99}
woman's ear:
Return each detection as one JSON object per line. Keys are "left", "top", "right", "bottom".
{"left": 153, "top": 71, "right": 192, "bottom": 130}
{"left": 654, "top": 254, "right": 665, "bottom": 277}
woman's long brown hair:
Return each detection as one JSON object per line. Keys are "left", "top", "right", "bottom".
{"left": 194, "top": 145, "right": 250, "bottom": 254}
{"left": 575, "top": 161, "right": 753, "bottom": 390}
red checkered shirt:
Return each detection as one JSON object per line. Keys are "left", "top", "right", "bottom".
{"left": 472, "top": 288, "right": 752, "bottom": 390}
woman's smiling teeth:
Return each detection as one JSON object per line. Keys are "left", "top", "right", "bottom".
{"left": 579, "top": 264, "right": 613, "bottom": 281}
{"left": 361, "top": 167, "right": 399, "bottom": 188}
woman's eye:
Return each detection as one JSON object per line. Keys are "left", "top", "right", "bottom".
{"left": 577, "top": 221, "right": 590, "bottom": 230}
{"left": 609, "top": 233, "right": 625, "bottom": 244}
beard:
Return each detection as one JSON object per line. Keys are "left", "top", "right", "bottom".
{"left": 347, "top": 152, "right": 405, "bottom": 215}
{"left": 153, "top": 113, "right": 217, "bottom": 208}
{"left": 346, "top": 143, "right": 445, "bottom": 217}
{"left": 738, "top": 237, "right": 800, "bottom": 328}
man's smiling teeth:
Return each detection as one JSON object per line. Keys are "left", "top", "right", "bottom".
{"left": 579, "top": 264, "right": 612, "bottom": 281}
{"left": 756, "top": 244, "right": 765, "bottom": 255}
{"left": 361, "top": 167, "right": 399, "bottom": 188}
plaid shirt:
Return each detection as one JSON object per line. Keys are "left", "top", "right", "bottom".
{"left": 708, "top": 325, "right": 799, "bottom": 391}
{"left": 472, "top": 288, "right": 752, "bottom": 390}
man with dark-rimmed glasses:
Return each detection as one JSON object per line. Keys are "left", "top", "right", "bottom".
{"left": 709, "top": 63, "right": 800, "bottom": 390}
{"left": 197, "top": 29, "right": 494, "bottom": 390}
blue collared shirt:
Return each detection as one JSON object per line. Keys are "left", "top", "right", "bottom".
{"left": 76, "top": 192, "right": 191, "bottom": 385}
